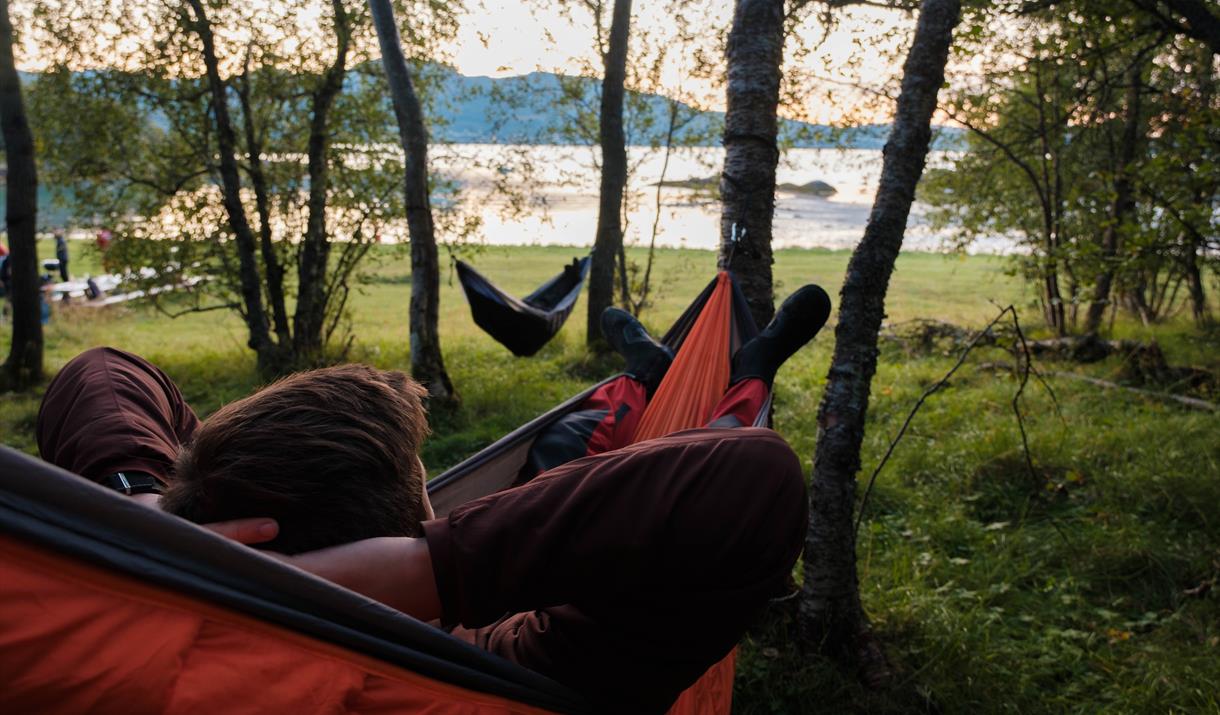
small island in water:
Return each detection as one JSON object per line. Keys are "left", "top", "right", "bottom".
{"left": 653, "top": 176, "right": 837, "bottom": 197}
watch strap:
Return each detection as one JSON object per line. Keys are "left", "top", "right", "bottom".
{"left": 100, "top": 471, "right": 163, "bottom": 496}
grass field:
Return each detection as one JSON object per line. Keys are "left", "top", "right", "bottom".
{"left": 3, "top": 239, "right": 1219, "bottom": 713}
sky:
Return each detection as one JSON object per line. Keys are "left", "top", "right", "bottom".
{"left": 447, "top": 2, "right": 916, "bottom": 124}
{"left": 16, "top": 1, "right": 918, "bottom": 125}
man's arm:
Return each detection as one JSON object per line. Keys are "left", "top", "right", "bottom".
{"left": 272, "top": 536, "right": 441, "bottom": 620}
{"left": 282, "top": 428, "right": 805, "bottom": 629}
{"left": 37, "top": 347, "right": 201, "bottom": 484}
{"left": 276, "top": 428, "right": 807, "bottom": 714}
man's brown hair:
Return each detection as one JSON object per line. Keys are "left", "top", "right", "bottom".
{"left": 162, "top": 364, "right": 431, "bottom": 554}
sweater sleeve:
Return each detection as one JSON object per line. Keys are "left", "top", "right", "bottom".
{"left": 37, "top": 347, "right": 200, "bottom": 483}
{"left": 421, "top": 426, "right": 807, "bottom": 632}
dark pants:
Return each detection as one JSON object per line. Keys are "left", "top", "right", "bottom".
{"left": 525, "top": 374, "right": 770, "bottom": 476}
{"left": 37, "top": 347, "right": 808, "bottom": 714}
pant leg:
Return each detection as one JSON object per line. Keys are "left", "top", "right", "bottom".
{"left": 705, "top": 377, "right": 770, "bottom": 429}
{"left": 425, "top": 427, "right": 807, "bottom": 713}
{"left": 523, "top": 374, "right": 648, "bottom": 476}
{"left": 36, "top": 347, "right": 199, "bottom": 484}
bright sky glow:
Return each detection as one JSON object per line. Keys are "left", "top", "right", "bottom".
{"left": 16, "top": 1, "right": 916, "bottom": 124}
{"left": 448, "top": 2, "right": 915, "bottom": 124}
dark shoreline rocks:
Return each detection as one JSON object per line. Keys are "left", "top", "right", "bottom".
{"left": 652, "top": 176, "right": 837, "bottom": 197}
{"left": 776, "top": 180, "right": 837, "bottom": 197}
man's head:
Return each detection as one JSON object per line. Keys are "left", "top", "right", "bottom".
{"left": 162, "top": 364, "right": 432, "bottom": 554}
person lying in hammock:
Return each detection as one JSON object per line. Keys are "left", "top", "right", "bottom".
{"left": 36, "top": 285, "right": 830, "bottom": 714}
{"left": 522, "top": 285, "right": 829, "bottom": 479}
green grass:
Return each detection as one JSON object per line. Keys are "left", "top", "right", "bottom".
{"left": 3, "top": 241, "right": 1218, "bottom": 713}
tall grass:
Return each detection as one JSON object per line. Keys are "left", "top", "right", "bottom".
{"left": 3, "top": 240, "right": 1217, "bottom": 713}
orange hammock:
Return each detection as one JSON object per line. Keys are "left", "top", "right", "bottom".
{"left": 635, "top": 271, "right": 734, "bottom": 442}
{"left": 0, "top": 271, "right": 764, "bottom": 715}
{"left": 633, "top": 272, "right": 737, "bottom": 714}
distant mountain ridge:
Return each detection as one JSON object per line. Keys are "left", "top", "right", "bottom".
{"left": 422, "top": 65, "right": 962, "bottom": 149}
{"left": 16, "top": 66, "right": 962, "bottom": 150}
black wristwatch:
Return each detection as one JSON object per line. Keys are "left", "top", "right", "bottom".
{"left": 100, "top": 471, "right": 163, "bottom": 496}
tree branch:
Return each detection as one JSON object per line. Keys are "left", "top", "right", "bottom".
{"left": 1050, "top": 370, "right": 1217, "bottom": 412}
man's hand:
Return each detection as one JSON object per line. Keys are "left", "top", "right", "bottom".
{"left": 127, "top": 490, "right": 438, "bottom": 620}
{"left": 131, "top": 492, "right": 163, "bottom": 509}
{"left": 128, "top": 492, "right": 280, "bottom": 546}
{"left": 203, "top": 517, "right": 280, "bottom": 545}
{"left": 271, "top": 537, "right": 441, "bottom": 621}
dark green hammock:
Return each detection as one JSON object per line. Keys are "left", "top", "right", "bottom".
{"left": 456, "top": 256, "right": 590, "bottom": 357}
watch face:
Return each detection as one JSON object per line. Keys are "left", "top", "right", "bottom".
{"left": 106, "top": 472, "right": 162, "bottom": 496}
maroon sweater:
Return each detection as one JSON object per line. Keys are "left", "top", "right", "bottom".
{"left": 428, "top": 428, "right": 806, "bottom": 713}
{"left": 38, "top": 347, "right": 808, "bottom": 713}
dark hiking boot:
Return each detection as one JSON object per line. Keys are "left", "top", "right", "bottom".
{"left": 731, "top": 284, "right": 832, "bottom": 387}
{"left": 601, "top": 307, "right": 674, "bottom": 395}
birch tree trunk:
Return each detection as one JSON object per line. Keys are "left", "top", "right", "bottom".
{"left": 0, "top": 0, "right": 41, "bottom": 390}
{"left": 185, "top": 0, "right": 279, "bottom": 375}
{"left": 1185, "top": 247, "right": 1210, "bottom": 325}
{"left": 718, "top": 0, "right": 784, "bottom": 328}
{"left": 235, "top": 69, "right": 292, "bottom": 347}
{"left": 799, "top": 0, "right": 961, "bottom": 670}
{"left": 1084, "top": 62, "right": 1144, "bottom": 334}
{"left": 293, "top": 0, "right": 350, "bottom": 362}
{"left": 1184, "top": 48, "right": 1212, "bottom": 327}
{"left": 586, "top": 0, "right": 632, "bottom": 347}
{"left": 369, "top": 0, "right": 456, "bottom": 402}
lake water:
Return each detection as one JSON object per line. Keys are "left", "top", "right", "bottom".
{"left": 431, "top": 145, "right": 1013, "bottom": 254}
{"left": 34, "top": 144, "right": 1014, "bottom": 254}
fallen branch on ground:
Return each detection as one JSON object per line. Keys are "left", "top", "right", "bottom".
{"left": 1049, "top": 371, "right": 1217, "bottom": 412}
{"left": 1028, "top": 335, "right": 1145, "bottom": 363}
{"left": 881, "top": 317, "right": 1004, "bottom": 355}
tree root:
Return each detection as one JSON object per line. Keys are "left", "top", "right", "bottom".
{"left": 855, "top": 627, "right": 897, "bottom": 691}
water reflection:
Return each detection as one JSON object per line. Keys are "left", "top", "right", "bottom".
{"left": 126, "top": 145, "right": 1014, "bottom": 254}
{"left": 427, "top": 145, "right": 1010, "bottom": 253}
